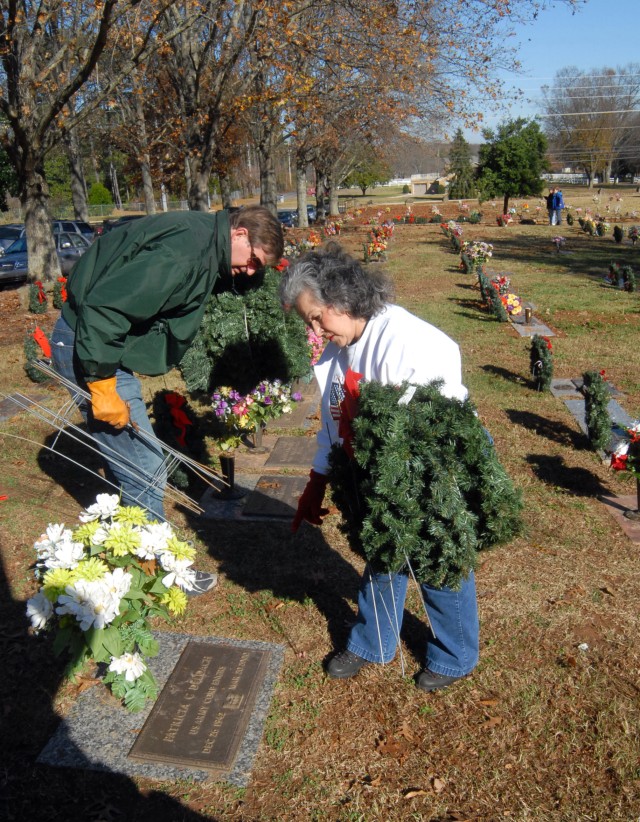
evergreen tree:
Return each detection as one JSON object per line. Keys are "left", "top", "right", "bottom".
{"left": 447, "top": 129, "right": 476, "bottom": 199}
{"left": 476, "top": 118, "right": 548, "bottom": 214}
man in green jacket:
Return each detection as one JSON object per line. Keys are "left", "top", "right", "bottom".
{"left": 51, "top": 206, "right": 283, "bottom": 592}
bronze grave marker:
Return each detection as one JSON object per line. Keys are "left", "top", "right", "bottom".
{"left": 129, "top": 641, "right": 270, "bottom": 775}
{"left": 241, "top": 475, "right": 308, "bottom": 518}
{"left": 264, "top": 436, "right": 317, "bottom": 469}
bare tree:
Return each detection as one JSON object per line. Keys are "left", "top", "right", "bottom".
{"left": 541, "top": 65, "right": 640, "bottom": 186}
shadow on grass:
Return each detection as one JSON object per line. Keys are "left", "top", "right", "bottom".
{"left": 481, "top": 364, "right": 528, "bottom": 385}
{"left": 507, "top": 409, "right": 589, "bottom": 450}
{"left": 526, "top": 453, "right": 612, "bottom": 497}
{"left": 188, "top": 515, "right": 431, "bottom": 672}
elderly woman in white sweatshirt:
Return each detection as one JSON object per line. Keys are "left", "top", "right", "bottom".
{"left": 280, "top": 244, "right": 479, "bottom": 692}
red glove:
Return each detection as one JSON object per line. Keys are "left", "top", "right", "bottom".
{"left": 292, "top": 470, "right": 329, "bottom": 533}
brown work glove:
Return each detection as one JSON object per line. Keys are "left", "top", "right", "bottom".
{"left": 292, "top": 470, "right": 329, "bottom": 533}
{"left": 88, "top": 376, "right": 130, "bottom": 429}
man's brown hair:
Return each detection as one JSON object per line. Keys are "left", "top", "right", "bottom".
{"left": 230, "top": 205, "right": 284, "bottom": 265}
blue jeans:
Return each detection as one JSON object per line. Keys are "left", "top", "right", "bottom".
{"left": 50, "top": 314, "right": 167, "bottom": 520}
{"left": 346, "top": 568, "right": 479, "bottom": 677}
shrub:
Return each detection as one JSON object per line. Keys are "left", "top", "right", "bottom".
{"left": 402, "top": 184, "right": 410, "bottom": 194}
{"left": 613, "top": 225, "right": 624, "bottom": 243}
{"left": 468, "top": 210, "right": 483, "bottom": 224}
{"left": 88, "top": 182, "right": 114, "bottom": 207}
{"left": 566, "top": 212, "right": 574, "bottom": 226}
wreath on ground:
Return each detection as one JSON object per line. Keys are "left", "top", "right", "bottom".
{"left": 150, "top": 390, "right": 211, "bottom": 494}
{"left": 328, "top": 380, "right": 523, "bottom": 589}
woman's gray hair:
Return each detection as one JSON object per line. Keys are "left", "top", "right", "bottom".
{"left": 279, "top": 242, "right": 394, "bottom": 319}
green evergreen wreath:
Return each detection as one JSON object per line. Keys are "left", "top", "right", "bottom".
{"left": 150, "top": 390, "right": 211, "bottom": 493}
{"left": 24, "top": 332, "right": 50, "bottom": 382}
{"left": 180, "top": 267, "right": 310, "bottom": 394}
{"left": 622, "top": 265, "right": 636, "bottom": 292}
{"left": 583, "top": 370, "right": 611, "bottom": 451}
{"left": 328, "top": 380, "right": 524, "bottom": 589}
{"left": 28, "top": 281, "right": 48, "bottom": 314}
{"left": 530, "top": 335, "right": 553, "bottom": 391}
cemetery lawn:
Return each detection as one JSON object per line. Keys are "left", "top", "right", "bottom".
{"left": 1, "top": 187, "right": 640, "bottom": 821}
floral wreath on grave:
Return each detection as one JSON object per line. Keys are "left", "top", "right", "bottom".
{"left": 150, "top": 390, "right": 211, "bottom": 493}
{"left": 610, "top": 422, "right": 640, "bottom": 478}
{"left": 327, "top": 380, "right": 524, "bottom": 589}
{"left": 29, "top": 280, "right": 48, "bottom": 314}
{"left": 583, "top": 369, "right": 611, "bottom": 452}
{"left": 26, "top": 494, "right": 197, "bottom": 712}
{"left": 490, "top": 275, "right": 511, "bottom": 296}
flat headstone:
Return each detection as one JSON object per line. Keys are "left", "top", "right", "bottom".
{"left": 270, "top": 392, "right": 320, "bottom": 430}
{"left": 550, "top": 379, "right": 582, "bottom": 399}
{"left": 0, "top": 391, "right": 48, "bottom": 422}
{"left": 37, "top": 633, "right": 284, "bottom": 787}
{"left": 264, "top": 436, "right": 317, "bottom": 470}
{"left": 599, "top": 495, "right": 640, "bottom": 543}
{"left": 242, "top": 475, "right": 308, "bottom": 519}
{"left": 510, "top": 316, "right": 556, "bottom": 338}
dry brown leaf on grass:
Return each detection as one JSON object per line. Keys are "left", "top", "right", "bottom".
{"left": 376, "top": 733, "right": 410, "bottom": 761}
{"left": 403, "top": 787, "right": 429, "bottom": 799}
{"left": 480, "top": 715, "right": 503, "bottom": 730}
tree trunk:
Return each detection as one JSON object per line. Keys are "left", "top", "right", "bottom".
{"left": 187, "top": 153, "right": 212, "bottom": 212}
{"left": 327, "top": 166, "right": 339, "bottom": 217}
{"left": 295, "top": 160, "right": 308, "bottom": 228}
{"left": 503, "top": 193, "right": 509, "bottom": 214}
{"left": 220, "top": 174, "right": 233, "bottom": 209}
{"left": 257, "top": 127, "right": 278, "bottom": 215}
{"left": 63, "top": 128, "right": 89, "bottom": 222}
{"left": 23, "top": 168, "right": 62, "bottom": 284}
{"left": 135, "top": 93, "right": 156, "bottom": 214}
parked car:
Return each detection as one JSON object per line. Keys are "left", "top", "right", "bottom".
{"left": 52, "top": 219, "right": 97, "bottom": 243}
{"left": 101, "top": 214, "right": 147, "bottom": 233}
{"left": 277, "top": 209, "right": 298, "bottom": 228}
{"left": 0, "top": 232, "right": 91, "bottom": 287}
{"left": 0, "top": 224, "right": 26, "bottom": 254}
{"left": 306, "top": 204, "right": 317, "bottom": 223}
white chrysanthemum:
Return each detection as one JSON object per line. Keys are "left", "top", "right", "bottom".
{"left": 90, "top": 525, "right": 110, "bottom": 545}
{"left": 79, "top": 493, "right": 121, "bottom": 522}
{"left": 34, "top": 523, "right": 72, "bottom": 554}
{"left": 136, "top": 521, "right": 175, "bottom": 559}
{"left": 101, "top": 567, "right": 133, "bottom": 604}
{"left": 159, "top": 552, "right": 196, "bottom": 590}
{"left": 26, "top": 591, "right": 53, "bottom": 631}
{"left": 42, "top": 539, "right": 85, "bottom": 570}
{"left": 629, "top": 421, "right": 640, "bottom": 434}
{"left": 56, "top": 578, "right": 121, "bottom": 630}
{"left": 108, "top": 651, "right": 147, "bottom": 682}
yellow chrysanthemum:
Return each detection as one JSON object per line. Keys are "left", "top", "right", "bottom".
{"left": 166, "top": 536, "right": 197, "bottom": 562}
{"left": 161, "top": 587, "right": 188, "bottom": 616}
{"left": 73, "top": 557, "right": 109, "bottom": 581}
{"left": 42, "top": 567, "right": 75, "bottom": 601}
{"left": 114, "top": 506, "right": 150, "bottom": 527}
{"left": 74, "top": 520, "right": 102, "bottom": 546}
{"left": 103, "top": 524, "right": 142, "bottom": 557}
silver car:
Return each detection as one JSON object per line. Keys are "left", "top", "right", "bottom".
{"left": 0, "top": 232, "right": 91, "bottom": 287}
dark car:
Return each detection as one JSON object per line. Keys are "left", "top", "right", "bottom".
{"left": 0, "top": 224, "right": 26, "bottom": 254}
{"left": 306, "top": 204, "right": 317, "bottom": 223}
{"left": 277, "top": 209, "right": 298, "bottom": 228}
{"left": 102, "top": 214, "right": 147, "bottom": 233}
{"left": 0, "top": 232, "right": 91, "bottom": 287}
{"left": 52, "top": 219, "right": 97, "bottom": 243}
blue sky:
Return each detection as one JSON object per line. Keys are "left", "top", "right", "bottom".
{"left": 463, "top": 0, "right": 639, "bottom": 139}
